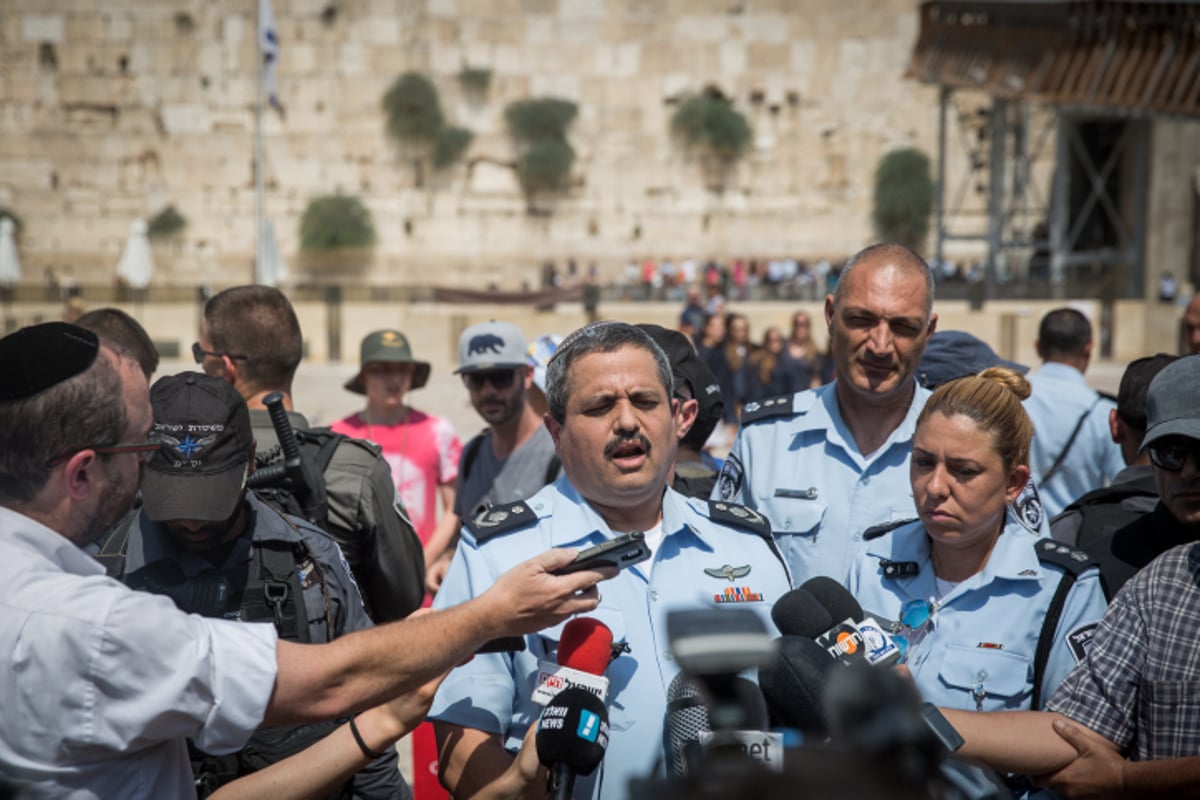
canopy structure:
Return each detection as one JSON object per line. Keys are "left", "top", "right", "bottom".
{"left": 908, "top": 1, "right": 1200, "bottom": 299}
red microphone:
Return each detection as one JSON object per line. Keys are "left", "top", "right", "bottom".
{"left": 532, "top": 617, "right": 615, "bottom": 706}
{"left": 558, "top": 617, "right": 614, "bottom": 674}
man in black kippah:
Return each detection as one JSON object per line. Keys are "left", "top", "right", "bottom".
{"left": 0, "top": 321, "right": 613, "bottom": 796}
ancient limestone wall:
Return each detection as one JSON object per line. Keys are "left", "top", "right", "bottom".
{"left": 1, "top": 0, "right": 987, "bottom": 288}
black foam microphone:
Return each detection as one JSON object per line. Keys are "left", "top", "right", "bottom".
{"left": 801, "top": 576, "right": 864, "bottom": 623}
{"left": 770, "top": 587, "right": 835, "bottom": 638}
{"left": 536, "top": 687, "right": 609, "bottom": 800}
{"left": 666, "top": 672, "right": 709, "bottom": 777}
{"left": 757, "top": 635, "right": 836, "bottom": 735}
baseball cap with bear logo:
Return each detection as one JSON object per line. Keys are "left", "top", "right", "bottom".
{"left": 455, "top": 321, "right": 529, "bottom": 374}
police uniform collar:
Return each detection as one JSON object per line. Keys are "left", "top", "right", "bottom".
{"left": 1035, "top": 361, "right": 1088, "bottom": 385}
{"left": 822, "top": 379, "right": 930, "bottom": 461}
{"left": 538, "top": 481, "right": 692, "bottom": 548}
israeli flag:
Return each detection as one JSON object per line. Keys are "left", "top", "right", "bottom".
{"left": 259, "top": 0, "right": 281, "bottom": 112}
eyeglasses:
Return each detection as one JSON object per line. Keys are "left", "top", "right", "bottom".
{"left": 1147, "top": 439, "right": 1200, "bottom": 472}
{"left": 463, "top": 370, "right": 517, "bottom": 391}
{"left": 45, "top": 440, "right": 161, "bottom": 468}
{"left": 192, "top": 342, "right": 249, "bottom": 364}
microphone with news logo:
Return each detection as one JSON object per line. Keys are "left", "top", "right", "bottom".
{"left": 532, "top": 617, "right": 615, "bottom": 707}
{"left": 536, "top": 686, "right": 610, "bottom": 800}
{"left": 793, "top": 578, "right": 902, "bottom": 667}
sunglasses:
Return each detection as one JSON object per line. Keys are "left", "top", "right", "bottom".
{"left": 1148, "top": 439, "right": 1200, "bottom": 472}
{"left": 892, "top": 598, "right": 938, "bottom": 662}
{"left": 45, "top": 440, "right": 161, "bottom": 468}
{"left": 192, "top": 342, "right": 249, "bottom": 364}
{"left": 463, "top": 370, "right": 517, "bottom": 391}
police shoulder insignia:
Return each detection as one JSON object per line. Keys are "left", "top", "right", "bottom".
{"left": 1035, "top": 538, "right": 1098, "bottom": 576}
{"left": 740, "top": 394, "right": 797, "bottom": 425}
{"left": 862, "top": 518, "right": 918, "bottom": 541}
{"left": 707, "top": 501, "right": 771, "bottom": 537}
{"left": 466, "top": 501, "right": 537, "bottom": 542}
{"left": 1013, "top": 479, "right": 1045, "bottom": 533}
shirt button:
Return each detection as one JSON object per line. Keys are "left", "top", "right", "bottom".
{"left": 650, "top": 590, "right": 659, "bottom": 601}
{"left": 663, "top": 650, "right": 673, "bottom": 661}
{"left": 861, "top": 476, "right": 871, "bottom": 486}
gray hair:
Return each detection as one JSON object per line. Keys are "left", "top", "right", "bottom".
{"left": 545, "top": 321, "right": 674, "bottom": 424}
{"left": 833, "top": 242, "right": 935, "bottom": 320}
{"left": 0, "top": 351, "right": 127, "bottom": 504}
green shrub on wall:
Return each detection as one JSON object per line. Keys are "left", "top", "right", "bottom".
{"left": 458, "top": 66, "right": 492, "bottom": 95}
{"left": 382, "top": 72, "right": 444, "bottom": 146}
{"left": 433, "top": 126, "right": 474, "bottom": 170}
{"left": 504, "top": 97, "right": 578, "bottom": 209}
{"left": 873, "top": 147, "right": 934, "bottom": 255}
{"left": 147, "top": 205, "right": 187, "bottom": 239}
{"left": 299, "top": 195, "right": 376, "bottom": 252}
{"left": 670, "top": 89, "right": 752, "bottom": 163}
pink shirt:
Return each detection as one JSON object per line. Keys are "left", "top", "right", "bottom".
{"left": 332, "top": 410, "right": 461, "bottom": 545}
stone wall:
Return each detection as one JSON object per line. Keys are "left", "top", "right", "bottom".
{"left": 1, "top": 0, "right": 978, "bottom": 288}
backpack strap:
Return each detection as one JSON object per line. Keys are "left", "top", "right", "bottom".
{"left": 1040, "top": 395, "right": 1101, "bottom": 485}
{"left": 241, "top": 540, "right": 310, "bottom": 643}
{"left": 1031, "top": 538, "right": 1097, "bottom": 709}
{"left": 458, "top": 430, "right": 489, "bottom": 486}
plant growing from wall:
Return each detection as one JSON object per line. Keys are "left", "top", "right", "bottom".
{"left": 434, "top": 126, "right": 474, "bottom": 170}
{"left": 146, "top": 204, "right": 187, "bottom": 239}
{"left": 504, "top": 97, "right": 578, "bottom": 212}
{"left": 872, "top": 147, "right": 934, "bottom": 255}
{"left": 458, "top": 66, "right": 492, "bottom": 96}
{"left": 381, "top": 71, "right": 472, "bottom": 182}
{"left": 299, "top": 195, "right": 376, "bottom": 252}
{"left": 669, "top": 86, "right": 752, "bottom": 191}
{"left": 0, "top": 207, "right": 22, "bottom": 234}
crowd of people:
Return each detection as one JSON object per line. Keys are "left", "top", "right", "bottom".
{"left": 2, "top": 250, "right": 1200, "bottom": 800}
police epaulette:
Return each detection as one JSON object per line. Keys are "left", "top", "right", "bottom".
{"left": 707, "top": 501, "right": 771, "bottom": 537}
{"left": 465, "top": 501, "right": 538, "bottom": 542}
{"left": 739, "top": 395, "right": 797, "bottom": 424}
{"left": 862, "top": 518, "right": 918, "bottom": 541}
{"left": 1035, "top": 538, "right": 1097, "bottom": 576}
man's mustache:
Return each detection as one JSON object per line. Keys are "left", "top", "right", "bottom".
{"left": 604, "top": 434, "right": 652, "bottom": 458}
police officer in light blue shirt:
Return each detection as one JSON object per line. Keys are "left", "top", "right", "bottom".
{"left": 1023, "top": 308, "right": 1124, "bottom": 518}
{"left": 430, "top": 322, "right": 791, "bottom": 800}
{"left": 714, "top": 243, "right": 939, "bottom": 585}
{"left": 846, "top": 368, "right": 1107, "bottom": 717}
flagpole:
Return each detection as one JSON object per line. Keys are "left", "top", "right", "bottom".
{"left": 254, "top": 0, "right": 265, "bottom": 282}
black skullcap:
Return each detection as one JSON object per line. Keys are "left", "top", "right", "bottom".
{"left": 0, "top": 322, "right": 99, "bottom": 401}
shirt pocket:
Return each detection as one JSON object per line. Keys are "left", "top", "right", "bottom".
{"left": 766, "top": 501, "right": 826, "bottom": 540}
{"left": 534, "top": 606, "right": 634, "bottom": 731}
{"left": 938, "top": 644, "right": 1032, "bottom": 711}
{"left": 1140, "top": 680, "right": 1200, "bottom": 758}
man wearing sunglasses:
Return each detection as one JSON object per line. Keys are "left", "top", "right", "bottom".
{"left": 1057, "top": 354, "right": 1200, "bottom": 598}
{"left": 424, "top": 321, "right": 562, "bottom": 595}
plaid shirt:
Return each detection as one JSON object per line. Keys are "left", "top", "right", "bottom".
{"left": 1047, "top": 542, "right": 1200, "bottom": 760}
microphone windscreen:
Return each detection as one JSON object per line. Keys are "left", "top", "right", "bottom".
{"left": 557, "top": 617, "right": 615, "bottom": 675}
{"left": 771, "top": 588, "right": 835, "bottom": 638}
{"left": 802, "top": 576, "right": 864, "bottom": 623}
{"left": 665, "top": 672, "right": 710, "bottom": 777}
{"left": 758, "top": 635, "right": 835, "bottom": 735}
{"left": 536, "top": 687, "right": 609, "bottom": 777}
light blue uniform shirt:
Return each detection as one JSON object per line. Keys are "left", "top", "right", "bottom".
{"left": 847, "top": 514, "right": 1107, "bottom": 712}
{"left": 713, "top": 380, "right": 930, "bottom": 585}
{"left": 429, "top": 478, "right": 791, "bottom": 800}
{"left": 1023, "top": 362, "right": 1124, "bottom": 518}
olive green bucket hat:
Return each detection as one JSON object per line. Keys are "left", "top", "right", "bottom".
{"left": 344, "top": 329, "right": 431, "bottom": 394}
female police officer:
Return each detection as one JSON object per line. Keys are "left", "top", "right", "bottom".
{"left": 848, "top": 368, "right": 1107, "bottom": 713}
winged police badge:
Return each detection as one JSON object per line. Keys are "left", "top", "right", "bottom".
{"left": 704, "top": 564, "right": 752, "bottom": 582}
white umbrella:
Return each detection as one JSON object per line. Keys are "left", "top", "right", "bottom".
{"left": 256, "top": 218, "right": 289, "bottom": 287}
{"left": 0, "top": 217, "right": 20, "bottom": 287}
{"left": 115, "top": 219, "right": 154, "bottom": 290}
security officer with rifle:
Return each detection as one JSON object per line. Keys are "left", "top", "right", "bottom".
{"left": 95, "top": 372, "right": 408, "bottom": 798}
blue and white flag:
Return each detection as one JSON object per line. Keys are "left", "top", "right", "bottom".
{"left": 258, "top": 0, "right": 282, "bottom": 114}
